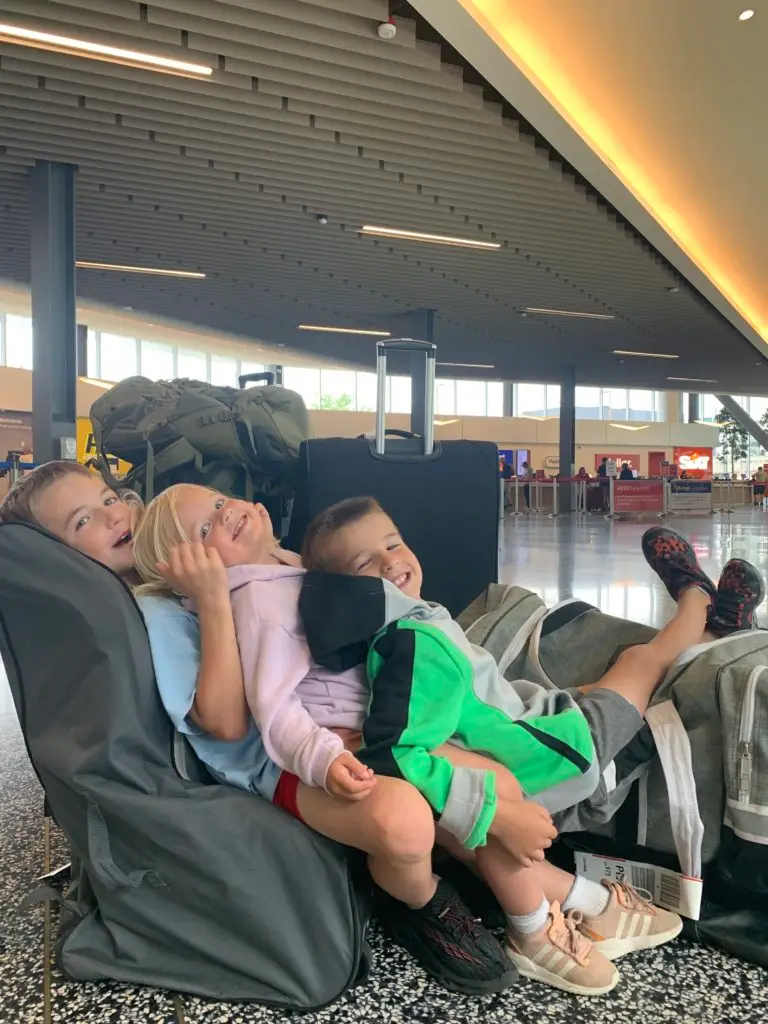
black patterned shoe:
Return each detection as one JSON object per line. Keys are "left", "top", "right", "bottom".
{"left": 375, "top": 878, "right": 518, "bottom": 995}
{"left": 641, "top": 527, "right": 717, "bottom": 605}
{"left": 709, "top": 559, "right": 765, "bottom": 635}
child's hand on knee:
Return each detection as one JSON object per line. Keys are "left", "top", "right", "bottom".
{"left": 326, "top": 751, "right": 376, "bottom": 801}
{"left": 491, "top": 801, "right": 558, "bottom": 868}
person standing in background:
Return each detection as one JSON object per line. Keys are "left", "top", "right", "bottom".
{"left": 521, "top": 461, "right": 534, "bottom": 510}
{"left": 597, "top": 457, "right": 610, "bottom": 510}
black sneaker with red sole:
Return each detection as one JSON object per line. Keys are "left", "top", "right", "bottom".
{"left": 709, "top": 559, "right": 765, "bottom": 635}
{"left": 641, "top": 527, "right": 717, "bottom": 605}
{"left": 375, "top": 878, "right": 518, "bottom": 996}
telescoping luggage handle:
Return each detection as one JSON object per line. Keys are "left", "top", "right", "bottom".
{"left": 375, "top": 338, "right": 436, "bottom": 456}
{"left": 239, "top": 371, "right": 275, "bottom": 390}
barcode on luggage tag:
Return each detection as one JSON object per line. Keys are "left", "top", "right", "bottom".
{"left": 574, "top": 852, "right": 702, "bottom": 920}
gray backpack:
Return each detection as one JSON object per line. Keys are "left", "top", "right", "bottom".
{"left": 459, "top": 584, "right": 768, "bottom": 966}
{"left": 90, "top": 376, "right": 311, "bottom": 501}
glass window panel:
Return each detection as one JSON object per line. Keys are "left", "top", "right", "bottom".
{"left": 700, "top": 394, "right": 721, "bottom": 422}
{"left": 141, "top": 340, "right": 175, "bottom": 381}
{"left": 456, "top": 380, "right": 487, "bottom": 416}
{"left": 320, "top": 369, "right": 357, "bottom": 411}
{"left": 389, "top": 375, "right": 411, "bottom": 414}
{"left": 487, "top": 381, "right": 504, "bottom": 417}
{"left": 435, "top": 379, "right": 456, "bottom": 415}
{"left": 575, "top": 386, "right": 601, "bottom": 420}
{"left": 355, "top": 371, "right": 377, "bottom": 412}
{"left": 517, "top": 383, "right": 546, "bottom": 417}
{"left": 86, "top": 329, "right": 99, "bottom": 378}
{"left": 210, "top": 354, "right": 238, "bottom": 388}
{"left": 100, "top": 332, "right": 137, "bottom": 381}
{"left": 5, "top": 314, "right": 33, "bottom": 370}
{"left": 283, "top": 366, "right": 321, "bottom": 408}
{"left": 545, "top": 385, "right": 561, "bottom": 416}
{"left": 178, "top": 348, "right": 208, "bottom": 380}
{"left": 240, "top": 360, "right": 265, "bottom": 381}
{"left": 603, "top": 388, "right": 628, "bottom": 420}
{"left": 628, "top": 389, "right": 655, "bottom": 422}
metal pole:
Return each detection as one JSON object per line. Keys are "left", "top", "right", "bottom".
{"left": 407, "top": 308, "right": 434, "bottom": 438}
{"left": 30, "top": 161, "right": 78, "bottom": 464}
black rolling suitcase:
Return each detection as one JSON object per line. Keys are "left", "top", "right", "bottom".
{"left": 287, "top": 339, "right": 499, "bottom": 615}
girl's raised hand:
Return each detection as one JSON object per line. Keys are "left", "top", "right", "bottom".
{"left": 157, "top": 543, "right": 229, "bottom": 604}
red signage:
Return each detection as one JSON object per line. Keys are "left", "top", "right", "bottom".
{"left": 595, "top": 453, "right": 639, "bottom": 472}
{"left": 673, "top": 448, "right": 713, "bottom": 480}
{"left": 613, "top": 480, "right": 664, "bottom": 513}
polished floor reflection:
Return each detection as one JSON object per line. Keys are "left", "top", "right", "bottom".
{"left": 500, "top": 507, "right": 768, "bottom": 628}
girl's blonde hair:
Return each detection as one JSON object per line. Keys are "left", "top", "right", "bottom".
{"left": 132, "top": 483, "right": 202, "bottom": 596}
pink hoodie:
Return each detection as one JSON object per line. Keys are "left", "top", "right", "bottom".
{"left": 226, "top": 564, "right": 369, "bottom": 791}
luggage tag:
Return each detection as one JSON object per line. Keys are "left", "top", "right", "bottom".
{"left": 574, "top": 851, "right": 703, "bottom": 920}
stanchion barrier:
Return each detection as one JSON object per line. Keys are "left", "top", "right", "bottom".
{"left": 607, "top": 478, "right": 666, "bottom": 519}
{"left": 715, "top": 480, "right": 735, "bottom": 514}
{"left": 548, "top": 480, "right": 561, "bottom": 519}
{"left": 506, "top": 480, "right": 524, "bottom": 516}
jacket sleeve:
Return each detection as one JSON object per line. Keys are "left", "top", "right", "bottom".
{"left": 232, "top": 600, "right": 344, "bottom": 791}
{"left": 361, "top": 623, "right": 497, "bottom": 849}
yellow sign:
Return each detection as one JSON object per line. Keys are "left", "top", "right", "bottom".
{"left": 76, "top": 418, "right": 131, "bottom": 477}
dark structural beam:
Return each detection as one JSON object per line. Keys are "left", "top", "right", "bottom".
{"left": 30, "top": 160, "right": 78, "bottom": 464}
{"left": 559, "top": 366, "right": 576, "bottom": 512}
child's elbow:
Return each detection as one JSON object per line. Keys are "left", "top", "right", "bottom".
{"left": 212, "top": 719, "right": 249, "bottom": 742}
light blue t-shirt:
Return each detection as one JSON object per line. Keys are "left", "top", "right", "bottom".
{"left": 138, "top": 595, "right": 281, "bottom": 800}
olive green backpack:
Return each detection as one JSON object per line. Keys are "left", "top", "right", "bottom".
{"left": 90, "top": 375, "right": 311, "bottom": 504}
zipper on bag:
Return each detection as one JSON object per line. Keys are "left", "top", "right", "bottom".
{"left": 736, "top": 665, "right": 765, "bottom": 804}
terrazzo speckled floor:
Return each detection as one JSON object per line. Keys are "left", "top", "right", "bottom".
{"left": 2, "top": 509, "right": 768, "bottom": 1022}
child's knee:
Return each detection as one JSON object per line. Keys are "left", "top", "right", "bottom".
{"left": 369, "top": 780, "right": 435, "bottom": 862}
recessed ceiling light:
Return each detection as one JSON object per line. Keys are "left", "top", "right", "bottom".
{"left": 667, "top": 376, "right": 718, "bottom": 383}
{"left": 437, "top": 361, "right": 495, "bottom": 369}
{"left": 613, "top": 350, "right": 680, "bottom": 359}
{"left": 77, "top": 261, "right": 205, "bottom": 278}
{"left": 297, "top": 324, "right": 391, "bottom": 337}
{"left": 609, "top": 423, "right": 650, "bottom": 432}
{"left": 359, "top": 225, "right": 500, "bottom": 250}
{"left": 434, "top": 419, "right": 460, "bottom": 427}
{"left": 78, "top": 376, "right": 112, "bottom": 390}
{"left": 0, "top": 24, "right": 214, "bottom": 77}
{"left": 524, "top": 307, "right": 615, "bottom": 320}
{"left": 739, "top": 10, "right": 755, "bottom": 21}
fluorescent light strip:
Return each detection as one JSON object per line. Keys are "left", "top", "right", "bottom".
{"left": 609, "top": 423, "right": 650, "bottom": 432}
{"left": 0, "top": 23, "right": 213, "bottom": 77}
{"left": 525, "top": 307, "right": 615, "bottom": 320}
{"left": 667, "top": 376, "right": 718, "bottom": 383}
{"left": 613, "top": 350, "right": 679, "bottom": 360}
{"left": 76, "top": 261, "right": 205, "bottom": 279}
{"left": 297, "top": 324, "right": 391, "bottom": 337}
{"left": 360, "top": 225, "right": 500, "bottom": 251}
{"left": 437, "top": 361, "right": 495, "bottom": 369}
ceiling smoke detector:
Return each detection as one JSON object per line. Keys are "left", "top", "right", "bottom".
{"left": 377, "top": 18, "right": 397, "bottom": 41}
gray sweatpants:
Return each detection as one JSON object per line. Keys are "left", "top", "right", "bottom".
{"left": 552, "top": 689, "right": 653, "bottom": 833}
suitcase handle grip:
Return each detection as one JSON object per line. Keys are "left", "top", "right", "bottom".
{"left": 375, "top": 338, "right": 436, "bottom": 457}
{"left": 239, "top": 372, "right": 275, "bottom": 389}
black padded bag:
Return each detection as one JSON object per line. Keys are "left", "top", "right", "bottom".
{"left": 0, "top": 523, "right": 369, "bottom": 1006}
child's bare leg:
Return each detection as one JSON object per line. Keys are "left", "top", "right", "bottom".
{"left": 297, "top": 776, "right": 436, "bottom": 907}
{"left": 578, "top": 587, "right": 710, "bottom": 714}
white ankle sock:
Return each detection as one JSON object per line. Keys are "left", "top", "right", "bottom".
{"left": 562, "top": 875, "right": 610, "bottom": 917}
{"left": 507, "top": 896, "right": 550, "bottom": 936}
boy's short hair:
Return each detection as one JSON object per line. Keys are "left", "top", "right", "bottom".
{"left": 0, "top": 460, "right": 92, "bottom": 527}
{"left": 301, "top": 496, "right": 386, "bottom": 570}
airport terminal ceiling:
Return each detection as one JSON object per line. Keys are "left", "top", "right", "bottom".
{"left": 0, "top": 0, "right": 766, "bottom": 392}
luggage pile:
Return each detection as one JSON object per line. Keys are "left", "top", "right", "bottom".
{"left": 90, "top": 372, "right": 310, "bottom": 523}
